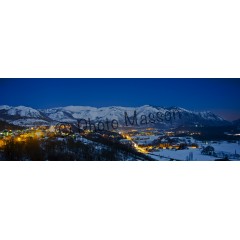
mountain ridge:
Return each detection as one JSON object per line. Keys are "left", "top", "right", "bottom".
{"left": 0, "top": 105, "right": 231, "bottom": 127}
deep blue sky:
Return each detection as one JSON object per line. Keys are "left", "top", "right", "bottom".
{"left": 1, "top": 79, "right": 240, "bottom": 120}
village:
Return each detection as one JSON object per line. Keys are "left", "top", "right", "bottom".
{"left": 0, "top": 125, "right": 240, "bottom": 161}
{"left": 119, "top": 128, "right": 240, "bottom": 161}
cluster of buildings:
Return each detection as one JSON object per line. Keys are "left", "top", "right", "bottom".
{"left": 1, "top": 124, "right": 239, "bottom": 161}
{"left": 119, "top": 128, "right": 200, "bottom": 152}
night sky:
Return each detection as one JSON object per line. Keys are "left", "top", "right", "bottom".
{"left": 1, "top": 79, "right": 240, "bottom": 121}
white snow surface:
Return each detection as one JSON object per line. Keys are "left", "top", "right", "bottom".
{"left": 0, "top": 105, "right": 42, "bottom": 118}
{"left": 11, "top": 118, "right": 49, "bottom": 126}
{"left": 41, "top": 105, "right": 225, "bottom": 123}
{"left": 149, "top": 141, "right": 240, "bottom": 161}
{"left": 0, "top": 105, "right": 227, "bottom": 126}
{"left": 0, "top": 105, "right": 11, "bottom": 110}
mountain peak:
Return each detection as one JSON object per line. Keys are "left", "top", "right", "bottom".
{"left": 0, "top": 105, "right": 11, "bottom": 110}
{"left": 0, "top": 104, "right": 230, "bottom": 127}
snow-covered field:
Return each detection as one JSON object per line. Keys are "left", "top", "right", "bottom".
{"left": 206, "top": 142, "right": 239, "bottom": 154}
{"left": 149, "top": 141, "right": 240, "bottom": 161}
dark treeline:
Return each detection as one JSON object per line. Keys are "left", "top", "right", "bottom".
{"left": 176, "top": 126, "right": 240, "bottom": 141}
{"left": 0, "top": 136, "right": 153, "bottom": 161}
{"left": 85, "top": 132, "right": 153, "bottom": 161}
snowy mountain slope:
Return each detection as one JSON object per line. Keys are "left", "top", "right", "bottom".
{"left": 0, "top": 105, "right": 50, "bottom": 126}
{"left": 0, "top": 105, "right": 43, "bottom": 118}
{"left": 0, "top": 105, "right": 230, "bottom": 127}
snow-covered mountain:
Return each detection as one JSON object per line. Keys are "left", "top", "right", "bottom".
{"left": 0, "top": 105, "right": 230, "bottom": 127}
{"left": 0, "top": 105, "right": 50, "bottom": 126}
